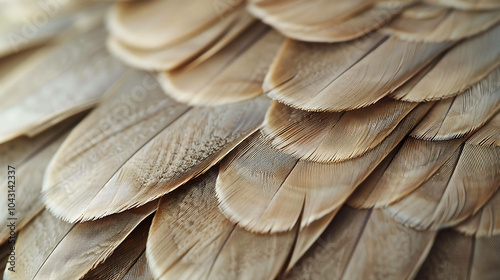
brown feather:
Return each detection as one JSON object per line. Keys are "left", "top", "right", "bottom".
{"left": 411, "top": 67, "right": 500, "bottom": 140}
{"left": 217, "top": 103, "right": 433, "bottom": 233}
{"left": 107, "top": 0, "right": 244, "bottom": 49}
{"left": 158, "top": 26, "right": 283, "bottom": 105}
{"left": 265, "top": 32, "right": 450, "bottom": 111}
{"left": 263, "top": 99, "right": 417, "bottom": 162}
{"left": 386, "top": 142, "right": 500, "bottom": 230}
{"left": 285, "top": 207, "right": 436, "bottom": 280}
{"left": 455, "top": 189, "right": 500, "bottom": 237}
{"left": 392, "top": 23, "right": 500, "bottom": 101}
{"left": 416, "top": 229, "right": 500, "bottom": 280}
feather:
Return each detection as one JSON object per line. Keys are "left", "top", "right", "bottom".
{"left": 43, "top": 70, "right": 190, "bottom": 222}
{"left": 386, "top": 142, "right": 500, "bottom": 230}
{"left": 44, "top": 69, "right": 270, "bottom": 222}
{"left": 0, "top": 130, "right": 67, "bottom": 244}
{"left": 349, "top": 137, "right": 465, "bottom": 208}
{"left": 424, "top": 0, "right": 500, "bottom": 10}
{"left": 411, "top": 68, "right": 500, "bottom": 140}
{"left": 10, "top": 202, "right": 157, "bottom": 280}
{"left": 157, "top": 26, "right": 283, "bottom": 105}
{"left": 107, "top": 0, "right": 244, "bottom": 49}
{"left": 392, "top": 23, "right": 500, "bottom": 101}
{"left": 147, "top": 169, "right": 295, "bottom": 280}
{"left": 106, "top": 6, "right": 247, "bottom": 71}
{"left": 383, "top": 6, "right": 500, "bottom": 42}
{"left": 148, "top": 168, "right": 335, "bottom": 279}
{"left": 400, "top": 4, "right": 448, "bottom": 19}
{"left": 217, "top": 103, "right": 433, "bottom": 233}
{"left": 285, "top": 207, "right": 436, "bottom": 280}
{"left": 0, "top": 3, "right": 106, "bottom": 57}
{"left": 121, "top": 253, "right": 154, "bottom": 280}
{"left": 81, "top": 216, "right": 152, "bottom": 280}
{"left": 265, "top": 32, "right": 450, "bottom": 111}
{"left": 248, "top": 0, "right": 410, "bottom": 42}
{"left": 263, "top": 98, "right": 417, "bottom": 162}
{"left": 455, "top": 189, "right": 500, "bottom": 237}
{"left": 467, "top": 112, "right": 500, "bottom": 146}
{"left": 0, "top": 27, "right": 127, "bottom": 143}
{"left": 416, "top": 229, "right": 500, "bottom": 280}
{"left": 3, "top": 210, "right": 73, "bottom": 280}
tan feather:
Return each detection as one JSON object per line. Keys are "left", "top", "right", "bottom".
{"left": 43, "top": 70, "right": 190, "bottom": 223}
{"left": 424, "top": 0, "right": 500, "bottom": 10}
{"left": 455, "top": 189, "right": 500, "bottom": 237}
{"left": 106, "top": 7, "right": 241, "bottom": 71}
{"left": 0, "top": 3, "right": 106, "bottom": 57}
{"left": 3, "top": 210, "right": 73, "bottom": 280}
{"left": 0, "top": 27, "right": 127, "bottom": 143}
{"left": 81, "top": 216, "right": 152, "bottom": 280}
{"left": 384, "top": 6, "right": 500, "bottom": 42}
{"left": 349, "top": 137, "right": 465, "bottom": 208}
{"left": 217, "top": 103, "right": 433, "bottom": 233}
{"left": 467, "top": 112, "right": 500, "bottom": 146}
{"left": 147, "top": 169, "right": 295, "bottom": 280}
{"left": 0, "top": 130, "right": 67, "bottom": 244}
{"left": 249, "top": 0, "right": 409, "bottom": 42}
{"left": 285, "top": 207, "right": 436, "bottom": 280}
{"left": 416, "top": 229, "right": 500, "bottom": 280}
{"left": 263, "top": 99, "right": 417, "bottom": 162}
{"left": 411, "top": 68, "right": 500, "bottom": 140}
{"left": 386, "top": 142, "right": 500, "bottom": 230}
{"left": 121, "top": 254, "right": 155, "bottom": 280}
{"left": 107, "top": 0, "right": 244, "bottom": 49}
{"left": 19, "top": 203, "right": 156, "bottom": 280}
{"left": 265, "top": 32, "right": 450, "bottom": 111}
{"left": 400, "top": 4, "right": 448, "bottom": 19}
{"left": 157, "top": 26, "right": 283, "bottom": 105}
{"left": 44, "top": 69, "right": 270, "bottom": 222}
{"left": 392, "top": 23, "right": 500, "bottom": 101}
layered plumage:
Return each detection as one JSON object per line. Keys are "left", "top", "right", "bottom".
{"left": 0, "top": 0, "right": 499, "bottom": 279}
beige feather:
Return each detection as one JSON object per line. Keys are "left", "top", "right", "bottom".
{"left": 0, "top": 130, "right": 68, "bottom": 244}
{"left": 248, "top": 0, "right": 410, "bottom": 42}
{"left": 27, "top": 202, "right": 156, "bottom": 280}
{"left": 0, "top": 27, "right": 127, "bottom": 143}
{"left": 384, "top": 6, "right": 500, "bottom": 42}
{"left": 146, "top": 169, "right": 295, "bottom": 280}
{"left": 121, "top": 254, "right": 154, "bottom": 280}
{"left": 455, "top": 189, "right": 500, "bottom": 237}
{"left": 411, "top": 68, "right": 500, "bottom": 140}
{"left": 0, "top": 3, "right": 106, "bottom": 58}
{"left": 217, "top": 103, "right": 433, "bottom": 233}
{"left": 265, "top": 32, "right": 450, "bottom": 111}
{"left": 349, "top": 137, "right": 465, "bottom": 208}
{"left": 106, "top": 7, "right": 240, "bottom": 71}
{"left": 386, "top": 142, "right": 500, "bottom": 230}
{"left": 157, "top": 26, "right": 284, "bottom": 105}
{"left": 424, "top": 0, "right": 500, "bottom": 10}
{"left": 81, "top": 216, "right": 151, "bottom": 280}
{"left": 73, "top": 95, "right": 269, "bottom": 221}
{"left": 416, "top": 229, "right": 500, "bottom": 280}
{"left": 392, "top": 23, "right": 500, "bottom": 101}
{"left": 467, "top": 112, "right": 500, "bottom": 146}
{"left": 285, "top": 207, "right": 436, "bottom": 280}
{"left": 43, "top": 70, "right": 190, "bottom": 223}
{"left": 107, "top": 0, "right": 244, "bottom": 49}
{"left": 3, "top": 210, "right": 73, "bottom": 280}
{"left": 263, "top": 99, "right": 417, "bottom": 162}
{"left": 400, "top": 4, "right": 448, "bottom": 19}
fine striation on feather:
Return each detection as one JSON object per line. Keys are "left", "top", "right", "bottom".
{"left": 263, "top": 99, "right": 417, "bottom": 162}
{"left": 158, "top": 26, "right": 283, "bottom": 106}
{"left": 411, "top": 67, "right": 500, "bottom": 140}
